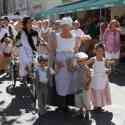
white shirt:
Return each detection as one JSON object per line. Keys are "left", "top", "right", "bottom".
{"left": 37, "top": 67, "right": 48, "bottom": 84}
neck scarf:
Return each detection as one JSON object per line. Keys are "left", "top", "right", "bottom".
{"left": 23, "top": 28, "right": 38, "bottom": 51}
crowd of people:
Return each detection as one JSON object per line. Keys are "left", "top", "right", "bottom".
{"left": 0, "top": 15, "right": 122, "bottom": 120}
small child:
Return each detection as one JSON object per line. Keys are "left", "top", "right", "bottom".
{"left": 87, "top": 43, "right": 112, "bottom": 112}
{"left": 0, "top": 37, "right": 13, "bottom": 72}
{"left": 73, "top": 52, "right": 91, "bottom": 120}
{"left": 36, "top": 54, "right": 55, "bottom": 116}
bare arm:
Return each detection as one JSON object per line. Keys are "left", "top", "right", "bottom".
{"left": 86, "top": 58, "right": 95, "bottom": 67}
{"left": 84, "top": 65, "right": 92, "bottom": 90}
{"left": 74, "top": 37, "right": 81, "bottom": 52}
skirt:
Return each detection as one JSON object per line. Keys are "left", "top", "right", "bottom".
{"left": 55, "top": 52, "right": 75, "bottom": 96}
{"left": 91, "top": 85, "right": 111, "bottom": 107}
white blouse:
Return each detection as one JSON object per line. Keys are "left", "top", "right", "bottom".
{"left": 56, "top": 33, "right": 76, "bottom": 52}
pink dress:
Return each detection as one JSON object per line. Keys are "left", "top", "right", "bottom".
{"left": 91, "top": 57, "right": 111, "bottom": 107}
{"left": 103, "top": 30, "right": 120, "bottom": 59}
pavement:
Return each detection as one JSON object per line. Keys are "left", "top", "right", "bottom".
{"left": 0, "top": 67, "right": 125, "bottom": 125}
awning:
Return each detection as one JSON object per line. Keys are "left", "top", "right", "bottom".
{"left": 35, "top": 0, "right": 96, "bottom": 19}
{"left": 35, "top": 0, "right": 125, "bottom": 19}
{"left": 85, "top": 0, "right": 125, "bottom": 10}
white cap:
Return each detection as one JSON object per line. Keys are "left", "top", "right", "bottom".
{"left": 61, "top": 17, "right": 73, "bottom": 27}
{"left": 43, "top": 19, "right": 49, "bottom": 23}
{"left": 75, "top": 52, "right": 88, "bottom": 59}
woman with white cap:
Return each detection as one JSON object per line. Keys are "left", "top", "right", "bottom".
{"left": 49, "top": 17, "right": 80, "bottom": 111}
{"left": 40, "top": 19, "right": 50, "bottom": 43}
{"left": 72, "top": 20, "right": 92, "bottom": 57}
{"left": 72, "top": 20, "right": 85, "bottom": 38}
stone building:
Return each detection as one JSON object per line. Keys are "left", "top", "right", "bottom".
{"left": 0, "top": 0, "right": 32, "bottom": 16}
{"left": 31, "top": 0, "right": 62, "bottom": 16}
{"left": 0, "top": 0, "right": 4, "bottom": 16}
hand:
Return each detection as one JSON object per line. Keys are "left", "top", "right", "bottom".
{"left": 55, "top": 61, "right": 64, "bottom": 73}
{"left": 84, "top": 84, "right": 90, "bottom": 91}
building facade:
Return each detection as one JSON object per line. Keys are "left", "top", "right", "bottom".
{"left": 31, "top": 0, "right": 62, "bottom": 15}
{"left": 0, "top": 0, "right": 32, "bottom": 16}
{"left": 15, "top": 0, "right": 32, "bottom": 15}
{"left": 0, "top": 0, "right": 4, "bottom": 16}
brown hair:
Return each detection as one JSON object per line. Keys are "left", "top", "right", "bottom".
{"left": 95, "top": 43, "right": 104, "bottom": 50}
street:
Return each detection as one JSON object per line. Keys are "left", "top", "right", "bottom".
{"left": 0, "top": 0, "right": 125, "bottom": 125}
{"left": 0, "top": 70, "right": 125, "bottom": 125}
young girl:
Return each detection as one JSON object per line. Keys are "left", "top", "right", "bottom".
{"left": 87, "top": 43, "right": 111, "bottom": 112}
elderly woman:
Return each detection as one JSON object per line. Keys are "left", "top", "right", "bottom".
{"left": 49, "top": 17, "right": 80, "bottom": 111}
{"left": 103, "top": 19, "right": 121, "bottom": 63}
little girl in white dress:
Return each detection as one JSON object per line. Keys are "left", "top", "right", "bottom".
{"left": 87, "top": 43, "right": 111, "bottom": 111}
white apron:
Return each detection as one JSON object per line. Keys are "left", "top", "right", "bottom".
{"left": 55, "top": 33, "right": 76, "bottom": 96}
{"left": 19, "top": 31, "right": 35, "bottom": 77}
{"left": 92, "top": 58, "right": 108, "bottom": 90}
